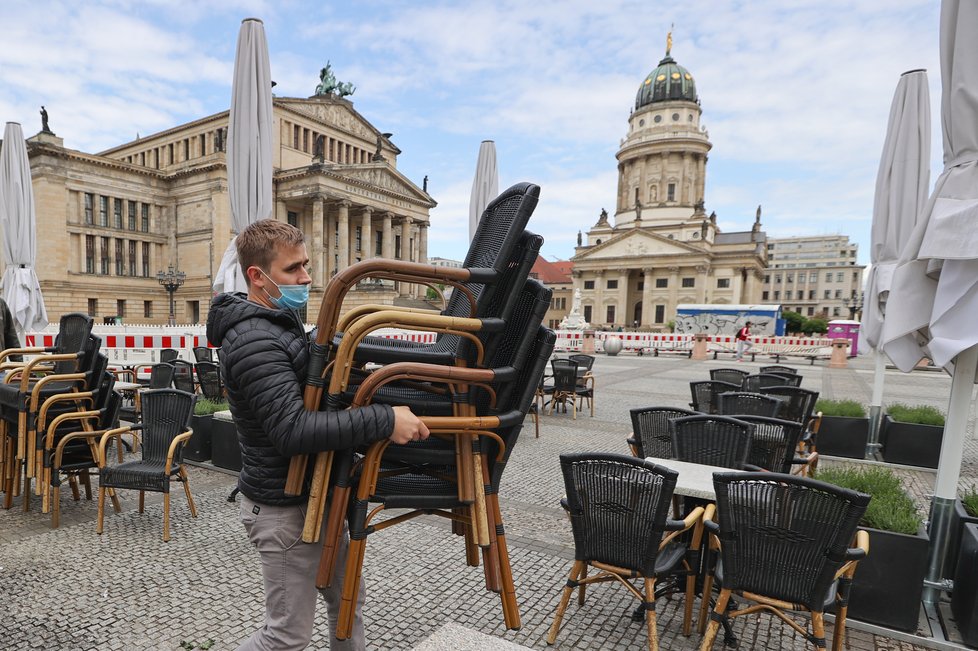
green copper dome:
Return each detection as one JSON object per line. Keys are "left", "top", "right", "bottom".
{"left": 635, "top": 53, "right": 697, "bottom": 109}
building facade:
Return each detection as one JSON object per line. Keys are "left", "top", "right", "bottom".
{"left": 761, "top": 235, "right": 865, "bottom": 319}
{"left": 26, "top": 93, "right": 435, "bottom": 325}
{"left": 571, "top": 39, "right": 767, "bottom": 330}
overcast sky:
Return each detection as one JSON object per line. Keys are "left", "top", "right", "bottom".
{"left": 0, "top": 1, "right": 943, "bottom": 264}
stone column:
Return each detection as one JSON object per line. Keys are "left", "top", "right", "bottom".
{"left": 382, "top": 212, "right": 393, "bottom": 260}
{"left": 593, "top": 270, "right": 605, "bottom": 327}
{"left": 696, "top": 154, "right": 707, "bottom": 204}
{"left": 311, "top": 197, "right": 325, "bottom": 288}
{"left": 360, "top": 207, "right": 373, "bottom": 261}
{"left": 337, "top": 200, "right": 350, "bottom": 272}
{"left": 618, "top": 270, "right": 629, "bottom": 327}
{"left": 418, "top": 223, "right": 428, "bottom": 264}
{"left": 696, "top": 265, "right": 709, "bottom": 303}
{"left": 668, "top": 266, "right": 680, "bottom": 317}
{"left": 276, "top": 198, "right": 288, "bottom": 223}
{"left": 641, "top": 266, "right": 654, "bottom": 327}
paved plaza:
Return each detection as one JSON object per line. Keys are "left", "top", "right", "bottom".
{"left": 2, "top": 351, "right": 975, "bottom": 650}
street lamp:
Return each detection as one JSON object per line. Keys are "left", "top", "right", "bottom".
{"left": 157, "top": 263, "right": 186, "bottom": 326}
{"left": 843, "top": 290, "right": 864, "bottom": 320}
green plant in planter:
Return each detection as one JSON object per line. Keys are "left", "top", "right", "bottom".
{"left": 816, "top": 465, "right": 922, "bottom": 535}
{"left": 885, "top": 402, "right": 945, "bottom": 426}
{"left": 194, "top": 398, "right": 228, "bottom": 416}
{"left": 814, "top": 399, "right": 866, "bottom": 418}
{"left": 962, "top": 485, "right": 978, "bottom": 518}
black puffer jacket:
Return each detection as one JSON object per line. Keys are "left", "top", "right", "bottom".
{"left": 206, "top": 292, "right": 395, "bottom": 505}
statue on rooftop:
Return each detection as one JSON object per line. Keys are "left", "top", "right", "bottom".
{"left": 423, "top": 175, "right": 429, "bottom": 192}
{"left": 577, "top": 230, "right": 582, "bottom": 246}
{"left": 315, "top": 62, "right": 356, "bottom": 98}
{"left": 40, "top": 106, "right": 51, "bottom": 134}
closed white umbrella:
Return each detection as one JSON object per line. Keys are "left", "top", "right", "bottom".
{"left": 468, "top": 140, "right": 498, "bottom": 242}
{"left": 0, "top": 121, "right": 48, "bottom": 339}
{"left": 862, "top": 70, "right": 930, "bottom": 449}
{"left": 213, "top": 17, "right": 274, "bottom": 294}
{"left": 881, "top": 0, "right": 978, "bottom": 601}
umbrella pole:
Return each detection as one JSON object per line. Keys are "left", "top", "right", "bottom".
{"left": 867, "top": 350, "right": 886, "bottom": 458}
{"left": 924, "top": 344, "right": 978, "bottom": 604}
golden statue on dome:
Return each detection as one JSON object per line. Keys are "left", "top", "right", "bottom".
{"left": 666, "top": 24, "right": 674, "bottom": 56}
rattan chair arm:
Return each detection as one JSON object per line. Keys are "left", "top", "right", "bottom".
{"left": 164, "top": 430, "right": 193, "bottom": 473}
{"left": 18, "top": 354, "right": 82, "bottom": 391}
{"left": 559, "top": 497, "right": 572, "bottom": 513}
{"left": 349, "top": 361, "right": 497, "bottom": 407}
{"left": 29, "top": 372, "right": 86, "bottom": 410}
{"left": 743, "top": 463, "right": 765, "bottom": 472}
{"left": 98, "top": 426, "right": 134, "bottom": 467}
{"left": 661, "top": 505, "right": 705, "bottom": 547}
{"left": 0, "top": 346, "right": 46, "bottom": 363}
{"left": 43, "top": 407, "right": 100, "bottom": 448}
{"left": 37, "top": 389, "right": 95, "bottom": 432}
{"left": 337, "top": 304, "right": 438, "bottom": 333}
{"left": 835, "top": 529, "right": 870, "bottom": 579}
{"left": 53, "top": 428, "right": 108, "bottom": 466}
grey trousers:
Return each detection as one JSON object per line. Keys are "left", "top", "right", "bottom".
{"left": 237, "top": 494, "right": 366, "bottom": 650}
{"left": 735, "top": 339, "right": 752, "bottom": 360}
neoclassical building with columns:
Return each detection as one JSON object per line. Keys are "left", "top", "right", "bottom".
{"left": 571, "top": 40, "right": 767, "bottom": 330}
{"left": 25, "top": 92, "right": 434, "bottom": 325}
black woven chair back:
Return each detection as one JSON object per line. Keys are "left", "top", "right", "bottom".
{"left": 768, "top": 373, "right": 803, "bottom": 387}
{"left": 560, "top": 452, "right": 677, "bottom": 576}
{"left": 474, "top": 278, "right": 552, "bottom": 412}
{"left": 759, "top": 365, "right": 797, "bottom": 376}
{"left": 629, "top": 406, "right": 699, "bottom": 458}
{"left": 551, "top": 359, "right": 580, "bottom": 393}
{"left": 192, "top": 346, "right": 214, "bottom": 363}
{"left": 741, "top": 373, "right": 793, "bottom": 392}
{"left": 195, "top": 361, "right": 223, "bottom": 401}
{"left": 148, "top": 363, "right": 176, "bottom": 390}
{"left": 139, "top": 389, "right": 197, "bottom": 464}
{"left": 670, "top": 415, "right": 753, "bottom": 469}
{"left": 712, "top": 472, "right": 870, "bottom": 609}
{"left": 710, "top": 368, "right": 749, "bottom": 385}
{"left": 159, "top": 348, "right": 179, "bottom": 363}
{"left": 732, "top": 416, "right": 803, "bottom": 473}
{"left": 689, "top": 380, "right": 739, "bottom": 414}
{"left": 759, "top": 386, "right": 819, "bottom": 426}
{"left": 170, "top": 359, "right": 195, "bottom": 393}
{"left": 717, "top": 391, "right": 782, "bottom": 418}
{"left": 568, "top": 354, "right": 595, "bottom": 372}
{"left": 51, "top": 314, "right": 95, "bottom": 375}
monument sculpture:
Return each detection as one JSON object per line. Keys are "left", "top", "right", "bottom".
{"left": 314, "top": 62, "right": 356, "bottom": 98}
{"left": 560, "top": 288, "right": 590, "bottom": 330}
{"left": 40, "top": 106, "right": 52, "bottom": 133}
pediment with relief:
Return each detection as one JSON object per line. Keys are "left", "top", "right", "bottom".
{"left": 279, "top": 99, "right": 373, "bottom": 142}
{"left": 339, "top": 166, "right": 430, "bottom": 203}
{"left": 576, "top": 230, "right": 703, "bottom": 260}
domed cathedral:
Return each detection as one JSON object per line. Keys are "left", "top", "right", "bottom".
{"left": 571, "top": 32, "right": 767, "bottom": 330}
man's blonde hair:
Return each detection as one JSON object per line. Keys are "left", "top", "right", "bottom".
{"left": 236, "top": 219, "right": 305, "bottom": 284}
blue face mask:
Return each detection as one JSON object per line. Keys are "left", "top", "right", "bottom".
{"left": 259, "top": 270, "right": 310, "bottom": 310}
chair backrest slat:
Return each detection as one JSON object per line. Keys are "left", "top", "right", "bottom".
{"left": 732, "top": 416, "right": 803, "bottom": 472}
{"left": 717, "top": 391, "right": 783, "bottom": 418}
{"left": 140, "top": 389, "right": 197, "bottom": 463}
{"left": 670, "top": 415, "right": 753, "bottom": 469}
{"left": 710, "top": 368, "right": 749, "bottom": 385}
{"left": 689, "top": 380, "right": 739, "bottom": 414}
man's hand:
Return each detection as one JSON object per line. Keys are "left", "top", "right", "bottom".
{"left": 389, "top": 405, "right": 430, "bottom": 445}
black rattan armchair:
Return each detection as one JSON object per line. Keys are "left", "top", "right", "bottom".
{"left": 742, "top": 373, "right": 795, "bottom": 392}
{"left": 669, "top": 415, "right": 754, "bottom": 470}
{"left": 170, "top": 359, "right": 195, "bottom": 393}
{"left": 96, "top": 389, "right": 197, "bottom": 542}
{"left": 700, "top": 472, "right": 870, "bottom": 651}
{"left": 759, "top": 365, "right": 797, "bottom": 376}
{"left": 546, "top": 453, "right": 705, "bottom": 649}
{"left": 159, "top": 348, "right": 179, "bottom": 363}
{"left": 627, "top": 406, "right": 700, "bottom": 458}
{"left": 192, "top": 346, "right": 214, "bottom": 363}
{"left": 710, "top": 368, "right": 749, "bottom": 385}
{"left": 689, "top": 380, "right": 739, "bottom": 414}
{"left": 547, "top": 359, "right": 593, "bottom": 419}
{"left": 730, "top": 415, "right": 804, "bottom": 473}
{"left": 194, "top": 361, "right": 223, "bottom": 401}
{"left": 717, "top": 391, "right": 783, "bottom": 418}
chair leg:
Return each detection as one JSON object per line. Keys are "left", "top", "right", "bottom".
{"left": 180, "top": 466, "right": 197, "bottom": 517}
{"left": 163, "top": 492, "right": 170, "bottom": 542}
{"left": 546, "top": 560, "right": 587, "bottom": 645}
{"left": 81, "top": 470, "right": 93, "bottom": 500}
{"left": 811, "top": 611, "right": 826, "bottom": 650}
{"left": 96, "top": 486, "right": 106, "bottom": 534}
{"left": 138, "top": 490, "right": 145, "bottom": 513}
{"left": 831, "top": 605, "right": 848, "bottom": 651}
{"left": 487, "top": 491, "right": 520, "bottom": 630}
{"left": 463, "top": 515, "right": 480, "bottom": 567}
{"left": 645, "top": 578, "right": 659, "bottom": 651}
{"left": 51, "top": 482, "right": 61, "bottom": 529}
{"left": 317, "top": 485, "right": 352, "bottom": 589}
{"left": 69, "top": 475, "right": 80, "bottom": 501}
{"left": 699, "top": 588, "right": 732, "bottom": 650}
{"left": 336, "top": 532, "right": 368, "bottom": 640}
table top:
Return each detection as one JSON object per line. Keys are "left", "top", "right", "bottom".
{"left": 644, "top": 456, "right": 746, "bottom": 500}
{"left": 114, "top": 381, "right": 142, "bottom": 391}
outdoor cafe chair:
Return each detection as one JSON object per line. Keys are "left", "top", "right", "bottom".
{"left": 627, "top": 406, "right": 699, "bottom": 458}
{"left": 327, "top": 326, "right": 555, "bottom": 640}
{"left": 192, "top": 346, "right": 213, "bottom": 363}
{"left": 689, "top": 380, "right": 740, "bottom": 415}
{"left": 119, "top": 362, "right": 175, "bottom": 424}
{"left": 700, "top": 472, "right": 870, "bottom": 651}
{"left": 96, "top": 389, "right": 197, "bottom": 542}
{"left": 717, "top": 391, "right": 783, "bottom": 419}
{"left": 159, "top": 348, "right": 179, "bottom": 363}
{"left": 546, "top": 452, "right": 706, "bottom": 649}
{"left": 669, "top": 415, "right": 754, "bottom": 470}
{"left": 194, "top": 361, "right": 223, "bottom": 402}
{"left": 710, "top": 368, "right": 749, "bottom": 386}
{"left": 759, "top": 365, "right": 797, "bottom": 376}
{"left": 741, "top": 373, "right": 794, "bottom": 392}
{"left": 42, "top": 371, "right": 123, "bottom": 528}
{"left": 728, "top": 415, "right": 805, "bottom": 474}
{"left": 759, "top": 386, "right": 820, "bottom": 460}
{"left": 767, "top": 372, "right": 803, "bottom": 387}
{"left": 547, "top": 358, "right": 593, "bottom": 419}
{"left": 170, "top": 359, "right": 195, "bottom": 394}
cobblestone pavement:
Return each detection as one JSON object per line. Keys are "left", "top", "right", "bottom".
{"left": 1, "top": 351, "right": 972, "bottom": 650}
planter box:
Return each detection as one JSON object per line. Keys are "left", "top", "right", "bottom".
{"left": 816, "top": 415, "right": 869, "bottom": 459}
{"left": 880, "top": 414, "right": 943, "bottom": 468}
{"left": 211, "top": 410, "right": 241, "bottom": 472}
{"left": 936, "top": 499, "right": 978, "bottom": 580}
{"left": 183, "top": 414, "right": 213, "bottom": 462}
{"left": 952, "top": 523, "right": 978, "bottom": 647}
{"left": 847, "top": 525, "right": 928, "bottom": 632}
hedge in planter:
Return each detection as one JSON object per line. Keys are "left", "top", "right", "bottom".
{"left": 880, "top": 403, "right": 945, "bottom": 469}
{"left": 814, "top": 399, "right": 869, "bottom": 459}
{"left": 184, "top": 399, "right": 228, "bottom": 462}
{"left": 816, "top": 465, "right": 927, "bottom": 632}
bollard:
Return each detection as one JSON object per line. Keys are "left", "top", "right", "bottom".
{"left": 691, "top": 333, "right": 709, "bottom": 360}
{"left": 581, "top": 329, "right": 595, "bottom": 354}
{"left": 829, "top": 339, "right": 849, "bottom": 368}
